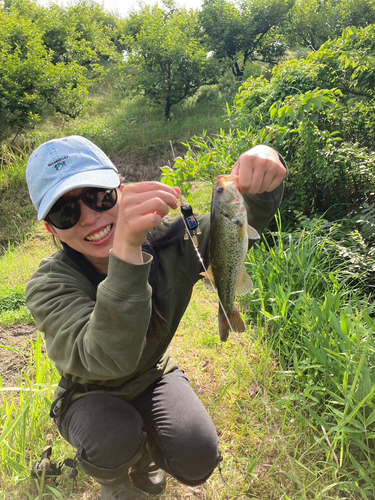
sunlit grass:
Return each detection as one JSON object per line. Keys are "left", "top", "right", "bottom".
{"left": 37, "top": 86, "right": 230, "bottom": 158}
{"left": 0, "top": 226, "right": 54, "bottom": 286}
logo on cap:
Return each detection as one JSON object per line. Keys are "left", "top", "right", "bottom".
{"left": 48, "top": 156, "right": 69, "bottom": 171}
{"left": 55, "top": 161, "right": 66, "bottom": 170}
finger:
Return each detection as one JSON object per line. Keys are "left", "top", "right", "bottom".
{"left": 245, "top": 166, "right": 265, "bottom": 194}
{"left": 121, "top": 188, "right": 179, "bottom": 211}
{"left": 234, "top": 151, "right": 287, "bottom": 194}
{"left": 261, "top": 162, "right": 287, "bottom": 192}
{"left": 232, "top": 158, "right": 254, "bottom": 193}
{"left": 124, "top": 181, "right": 180, "bottom": 200}
{"left": 231, "top": 160, "right": 240, "bottom": 177}
{"left": 264, "top": 173, "right": 285, "bottom": 192}
{"left": 124, "top": 198, "right": 172, "bottom": 223}
{"left": 126, "top": 212, "right": 164, "bottom": 235}
{"left": 172, "top": 187, "right": 181, "bottom": 198}
{"left": 121, "top": 208, "right": 166, "bottom": 244}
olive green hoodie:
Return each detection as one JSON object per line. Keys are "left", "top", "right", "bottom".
{"left": 25, "top": 184, "right": 284, "bottom": 406}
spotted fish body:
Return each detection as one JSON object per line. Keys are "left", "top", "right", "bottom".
{"left": 203, "top": 175, "right": 259, "bottom": 341}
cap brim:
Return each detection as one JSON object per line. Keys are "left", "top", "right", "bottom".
{"left": 38, "top": 169, "right": 120, "bottom": 220}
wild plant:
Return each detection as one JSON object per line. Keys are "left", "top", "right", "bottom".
{"left": 0, "top": 333, "right": 61, "bottom": 498}
{"left": 245, "top": 214, "right": 375, "bottom": 497}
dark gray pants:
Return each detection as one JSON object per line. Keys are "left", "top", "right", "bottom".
{"left": 55, "top": 369, "right": 221, "bottom": 486}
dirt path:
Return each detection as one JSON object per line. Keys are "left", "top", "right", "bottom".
{"left": 0, "top": 324, "right": 38, "bottom": 387}
{"left": 110, "top": 146, "right": 187, "bottom": 183}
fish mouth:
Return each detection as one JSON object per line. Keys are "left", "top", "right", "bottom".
{"left": 217, "top": 174, "right": 238, "bottom": 188}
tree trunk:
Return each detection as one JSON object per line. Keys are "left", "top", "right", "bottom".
{"left": 165, "top": 98, "right": 172, "bottom": 121}
{"left": 231, "top": 61, "right": 244, "bottom": 78}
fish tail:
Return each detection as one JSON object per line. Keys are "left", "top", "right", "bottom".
{"left": 218, "top": 307, "right": 246, "bottom": 342}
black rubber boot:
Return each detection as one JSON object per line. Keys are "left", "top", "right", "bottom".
{"left": 130, "top": 448, "right": 167, "bottom": 496}
{"left": 100, "top": 474, "right": 137, "bottom": 500}
{"left": 76, "top": 445, "right": 147, "bottom": 499}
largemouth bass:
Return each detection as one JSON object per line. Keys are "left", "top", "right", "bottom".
{"left": 202, "top": 175, "right": 260, "bottom": 341}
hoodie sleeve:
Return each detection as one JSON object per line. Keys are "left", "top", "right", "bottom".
{"left": 25, "top": 251, "right": 153, "bottom": 382}
{"left": 243, "top": 180, "right": 284, "bottom": 238}
{"left": 243, "top": 152, "right": 286, "bottom": 238}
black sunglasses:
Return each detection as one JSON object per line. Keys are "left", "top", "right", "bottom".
{"left": 46, "top": 187, "right": 118, "bottom": 230}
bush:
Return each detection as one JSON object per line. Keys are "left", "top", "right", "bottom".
{"left": 165, "top": 26, "right": 375, "bottom": 224}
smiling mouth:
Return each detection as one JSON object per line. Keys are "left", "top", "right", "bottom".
{"left": 85, "top": 224, "right": 113, "bottom": 242}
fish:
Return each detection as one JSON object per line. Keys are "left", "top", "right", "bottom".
{"left": 201, "top": 174, "right": 260, "bottom": 341}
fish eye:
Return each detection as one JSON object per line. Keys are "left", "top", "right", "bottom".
{"left": 217, "top": 187, "right": 224, "bottom": 193}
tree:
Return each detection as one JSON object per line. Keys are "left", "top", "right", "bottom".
{"left": 0, "top": 0, "right": 128, "bottom": 138}
{"left": 4, "top": 0, "right": 123, "bottom": 70}
{"left": 199, "top": 0, "right": 291, "bottom": 78}
{"left": 341, "top": 0, "right": 375, "bottom": 28}
{"left": 0, "top": 8, "right": 92, "bottom": 137}
{"left": 120, "top": 3, "right": 218, "bottom": 120}
{"left": 228, "top": 25, "right": 375, "bottom": 217}
{"left": 284, "top": 0, "right": 375, "bottom": 50}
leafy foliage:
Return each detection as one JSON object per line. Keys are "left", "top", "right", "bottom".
{"left": 166, "top": 26, "right": 375, "bottom": 223}
{"left": 284, "top": 0, "right": 375, "bottom": 50}
{"left": 0, "top": 284, "right": 33, "bottom": 325}
{"left": 199, "top": 0, "right": 291, "bottom": 77}
{"left": 244, "top": 216, "right": 375, "bottom": 495}
{"left": 232, "top": 26, "right": 375, "bottom": 218}
{"left": 32, "top": 0, "right": 122, "bottom": 68}
{"left": 0, "top": 0, "right": 123, "bottom": 137}
{"left": 118, "top": 3, "right": 218, "bottom": 120}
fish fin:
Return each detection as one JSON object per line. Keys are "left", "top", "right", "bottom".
{"left": 248, "top": 225, "right": 260, "bottom": 240}
{"left": 218, "top": 309, "right": 230, "bottom": 342}
{"left": 235, "top": 269, "right": 253, "bottom": 296}
{"left": 200, "top": 265, "right": 216, "bottom": 292}
{"left": 218, "top": 307, "right": 246, "bottom": 341}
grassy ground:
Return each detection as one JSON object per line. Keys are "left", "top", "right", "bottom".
{"left": 0, "top": 231, "right": 325, "bottom": 500}
{"left": 1, "top": 84, "right": 374, "bottom": 499}
{"left": 0, "top": 213, "right": 367, "bottom": 500}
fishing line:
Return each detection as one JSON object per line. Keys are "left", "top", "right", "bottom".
{"left": 179, "top": 208, "right": 237, "bottom": 335}
{"left": 164, "top": 149, "right": 242, "bottom": 338}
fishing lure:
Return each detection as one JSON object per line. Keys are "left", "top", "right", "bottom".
{"left": 180, "top": 197, "right": 201, "bottom": 247}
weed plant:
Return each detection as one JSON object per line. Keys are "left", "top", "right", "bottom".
{"left": 0, "top": 284, "right": 33, "bottom": 325}
{"left": 0, "top": 235, "right": 54, "bottom": 326}
{"left": 0, "top": 333, "right": 66, "bottom": 499}
{"left": 245, "top": 214, "right": 375, "bottom": 498}
{"left": 0, "top": 139, "right": 48, "bottom": 253}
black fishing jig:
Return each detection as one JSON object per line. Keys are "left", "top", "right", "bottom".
{"left": 180, "top": 199, "right": 201, "bottom": 247}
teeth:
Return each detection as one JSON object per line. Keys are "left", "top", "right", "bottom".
{"left": 85, "top": 224, "right": 112, "bottom": 242}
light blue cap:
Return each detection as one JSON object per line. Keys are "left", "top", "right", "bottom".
{"left": 26, "top": 136, "right": 120, "bottom": 220}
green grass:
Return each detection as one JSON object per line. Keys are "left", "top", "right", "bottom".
{"left": 37, "top": 85, "right": 231, "bottom": 157}
{"left": 0, "top": 230, "right": 55, "bottom": 326}
{"left": 0, "top": 333, "right": 67, "bottom": 500}
{"left": 2, "top": 200, "right": 374, "bottom": 498}
{"left": 0, "top": 229, "right": 54, "bottom": 286}
{"left": 0, "top": 137, "right": 50, "bottom": 254}
{"left": 1, "top": 81, "right": 375, "bottom": 499}
{"left": 244, "top": 215, "right": 375, "bottom": 499}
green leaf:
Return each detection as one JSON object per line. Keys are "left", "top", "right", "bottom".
{"left": 303, "top": 337, "right": 327, "bottom": 366}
